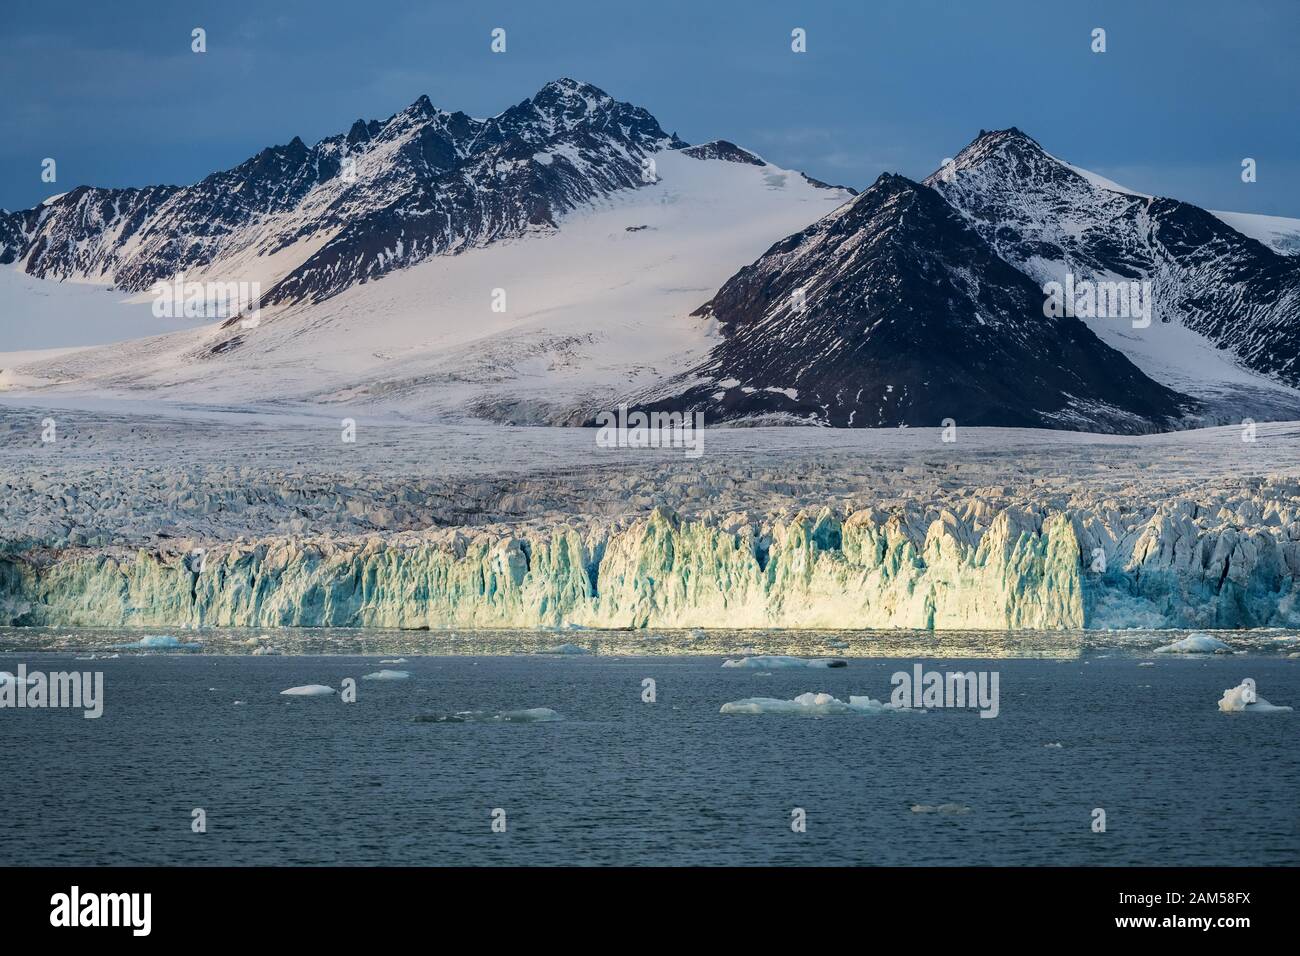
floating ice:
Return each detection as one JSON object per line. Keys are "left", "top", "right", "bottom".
{"left": 280, "top": 684, "right": 336, "bottom": 697}
{"left": 497, "top": 707, "right": 562, "bottom": 722}
{"left": 720, "top": 691, "right": 911, "bottom": 716}
{"left": 112, "top": 635, "right": 202, "bottom": 651}
{"left": 1155, "top": 633, "right": 1235, "bottom": 654}
{"left": 414, "top": 707, "right": 562, "bottom": 723}
{"left": 1217, "top": 679, "right": 1292, "bottom": 713}
{"left": 910, "top": 803, "right": 970, "bottom": 814}
{"left": 722, "top": 656, "right": 847, "bottom": 669}
{"left": 361, "top": 670, "right": 410, "bottom": 681}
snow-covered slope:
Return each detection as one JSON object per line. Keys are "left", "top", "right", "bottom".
{"left": 1210, "top": 210, "right": 1300, "bottom": 256}
{"left": 925, "top": 129, "right": 1300, "bottom": 422}
{"left": 0, "top": 264, "right": 206, "bottom": 351}
{"left": 1, "top": 149, "right": 853, "bottom": 421}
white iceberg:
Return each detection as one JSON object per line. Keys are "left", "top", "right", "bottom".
{"left": 539, "top": 643, "right": 589, "bottom": 655}
{"left": 280, "top": 684, "right": 336, "bottom": 697}
{"left": 361, "top": 670, "right": 410, "bottom": 681}
{"left": 1217, "top": 679, "right": 1292, "bottom": 713}
{"left": 722, "top": 656, "right": 847, "bottom": 669}
{"left": 415, "top": 706, "right": 562, "bottom": 723}
{"left": 1155, "top": 633, "right": 1235, "bottom": 654}
{"left": 112, "top": 635, "right": 202, "bottom": 650}
{"left": 720, "top": 691, "right": 912, "bottom": 716}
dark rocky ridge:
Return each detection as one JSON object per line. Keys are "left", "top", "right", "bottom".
{"left": 635, "top": 173, "right": 1197, "bottom": 432}
{"left": 927, "top": 128, "right": 1300, "bottom": 389}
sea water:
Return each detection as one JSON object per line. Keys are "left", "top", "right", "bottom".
{"left": 0, "top": 628, "right": 1295, "bottom": 866}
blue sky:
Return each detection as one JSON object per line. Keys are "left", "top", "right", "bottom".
{"left": 2, "top": 0, "right": 1296, "bottom": 216}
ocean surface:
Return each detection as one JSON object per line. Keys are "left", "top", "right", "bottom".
{"left": 1, "top": 628, "right": 1296, "bottom": 866}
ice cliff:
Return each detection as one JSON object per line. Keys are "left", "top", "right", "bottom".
{"left": 3, "top": 410, "right": 1299, "bottom": 631}
{"left": 4, "top": 500, "right": 1297, "bottom": 630}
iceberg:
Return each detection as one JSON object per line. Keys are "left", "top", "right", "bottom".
{"left": 722, "top": 656, "right": 846, "bottom": 669}
{"left": 720, "top": 691, "right": 913, "bottom": 716}
{"left": 280, "top": 684, "right": 336, "bottom": 697}
{"left": 1155, "top": 633, "right": 1235, "bottom": 654}
{"left": 414, "top": 707, "right": 562, "bottom": 723}
{"left": 111, "top": 635, "right": 202, "bottom": 650}
{"left": 1217, "top": 679, "right": 1292, "bottom": 713}
{"left": 539, "top": 643, "right": 589, "bottom": 655}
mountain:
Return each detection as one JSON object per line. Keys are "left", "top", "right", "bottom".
{"left": 0, "top": 82, "right": 854, "bottom": 419}
{"left": 633, "top": 173, "right": 1194, "bottom": 432}
{"left": 925, "top": 128, "right": 1300, "bottom": 419}
{"left": 0, "top": 78, "right": 683, "bottom": 310}
{"left": 3, "top": 95, "right": 1299, "bottom": 433}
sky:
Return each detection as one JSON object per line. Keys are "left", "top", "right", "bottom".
{"left": 1, "top": 0, "right": 1296, "bottom": 216}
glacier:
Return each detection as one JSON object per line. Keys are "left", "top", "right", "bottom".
{"left": 4, "top": 498, "right": 1298, "bottom": 631}
{"left": 3, "top": 408, "right": 1299, "bottom": 632}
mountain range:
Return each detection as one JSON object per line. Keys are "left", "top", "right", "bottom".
{"left": 2, "top": 78, "right": 1298, "bottom": 432}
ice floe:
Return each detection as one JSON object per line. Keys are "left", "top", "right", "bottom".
{"left": 722, "top": 656, "right": 846, "bottom": 669}
{"left": 1155, "top": 633, "right": 1235, "bottom": 654}
{"left": 111, "top": 635, "right": 202, "bottom": 651}
{"left": 539, "top": 643, "right": 589, "bottom": 655}
{"left": 719, "top": 691, "right": 913, "bottom": 715}
{"left": 1217, "top": 679, "right": 1292, "bottom": 713}
{"left": 413, "top": 707, "right": 562, "bottom": 723}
